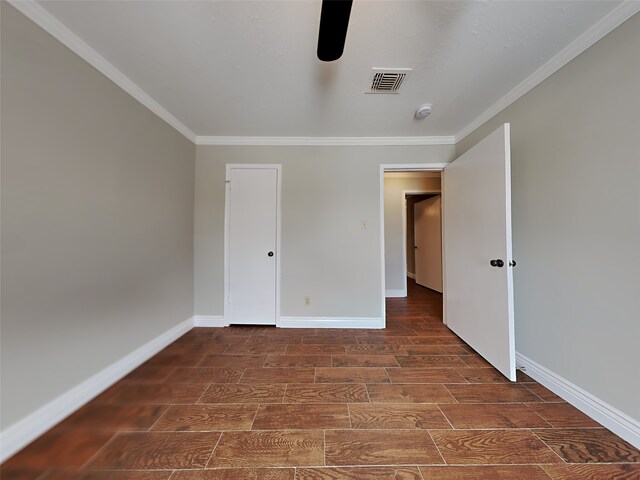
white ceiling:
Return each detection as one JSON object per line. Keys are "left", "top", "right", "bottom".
{"left": 34, "top": 0, "right": 623, "bottom": 139}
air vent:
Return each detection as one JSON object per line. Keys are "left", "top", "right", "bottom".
{"left": 372, "top": 72, "right": 405, "bottom": 92}
{"left": 367, "top": 68, "right": 412, "bottom": 94}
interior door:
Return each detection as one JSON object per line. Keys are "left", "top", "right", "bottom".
{"left": 414, "top": 195, "right": 443, "bottom": 293}
{"left": 443, "top": 124, "right": 515, "bottom": 380}
{"left": 226, "top": 165, "right": 279, "bottom": 325}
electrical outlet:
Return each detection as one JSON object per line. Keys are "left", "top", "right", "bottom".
{"left": 304, "top": 296, "right": 311, "bottom": 306}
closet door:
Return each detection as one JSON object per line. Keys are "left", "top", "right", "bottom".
{"left": 225, "top": 165, "right": 280, "bottom": 325}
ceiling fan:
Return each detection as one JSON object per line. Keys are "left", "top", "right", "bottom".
{"left": 317, "top": 0, "right": 353, "bottom": 61}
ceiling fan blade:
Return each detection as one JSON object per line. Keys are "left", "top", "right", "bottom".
{"left": 317, "top": 0, "right": 353, "bottom": 62}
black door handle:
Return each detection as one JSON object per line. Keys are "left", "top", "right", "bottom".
{"left": 490, "top": 259, "right": 504, "bottom": 267}
{"left": 509, "top": 260, "right": 516, "bottom": 267}
{"left": 268, "top": 251, "right": 274, "bottom": 257}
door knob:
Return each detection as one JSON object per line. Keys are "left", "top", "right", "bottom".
{"left": 267, "top": 251, "right": 274, "bottom": 257}
{"left": 490, "top": 259, "right": 504, "bottom": 267}
{"left": 509, "top": 260, "right": 516, "bottom": 267}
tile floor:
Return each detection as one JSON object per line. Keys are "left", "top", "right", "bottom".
{"left": 2, "top": 280, "right": 640, "bottom": 479}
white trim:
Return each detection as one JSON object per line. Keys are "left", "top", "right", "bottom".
{"left": 441, "top": 170, "right": 448, "bottom": 326}
{"left": 381, "top": 163, "right": 449, "bottom": 172}
{"left": 193, "top": 315, "right": 229, "bottom": 327}
{"left": 224, "top": 164, "right": 282, "bottom": 327}
{"left": 385, "top": 289, "right": 407, "bottom": 298}
{"left": 7, "top": 0, "right": 197, "bottom": 143}
{"left": 407, "top": 272, "right": 416, "bottom": 279}
{"left": 0, "top": 317, "right": 194, "bottom": 463}
{"left": 516, "top": 352, "right": 640, "bottom": 449}
{"left": 379, "top": 167, "right": 387, "bottom": 328}
{"left": 196, "top": 136, "right": 455, "bottom": 146}
{"left": 455, "top": 2, "right": 640, "bottom": 142}
{"left": 402, "top": 194, "right": 408, "bottom": 294}
{"left": 278, "top": 317, "right": 384, "bottom": 329}
{"left": 379, "top": 163, "right": 447, "bottom": 328}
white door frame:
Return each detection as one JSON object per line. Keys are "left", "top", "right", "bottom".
{"left": 224, "top": 164, "right": 282, "bottom": 326}
{"left": 380, "top": 163, "right": 448, "bottom": 327}
{"left": 401, "top": 190, "right": 441, "bottom": 295}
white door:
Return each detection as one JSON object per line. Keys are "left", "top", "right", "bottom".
{"left": 225, "top": 165, "right": 280, "bottom": 325}
{"left": 414, "top": 195, "right": 443, "bottom": 293}
{"left": 443, "top": 124, "right": 515, "bottom": 380}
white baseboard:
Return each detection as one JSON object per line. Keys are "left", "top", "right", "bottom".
{"left": 193, "top": 315, "right": 229, "bottom": 327}
{"left": 407, "top": 272, "right": 416, "bottom": 279}
{"left": 278, "top": 316, "right": 384, "bottom": 329}
{"left": 0, "top": 317, "right": 194, "bottom": 463}
{"left": 516, "top": 352, "right": 640, "bottom": 449}
{"left": 385, "top": 289, "right": 407, "bottom": 298}
{"left": 1, "top": 312, "right": 389, "bottom": 461}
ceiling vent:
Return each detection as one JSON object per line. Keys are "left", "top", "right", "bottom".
{"left": 367, "top": 68, "right": 412, "bottom": 94}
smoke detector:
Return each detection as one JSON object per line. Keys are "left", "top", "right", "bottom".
{"left": 367, "top": 68, "right": 412, "bottom": 94}
{"left": 415, "top": 103, "right": 433, "bottom": 119}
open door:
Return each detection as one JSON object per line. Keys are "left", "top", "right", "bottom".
{"left": 443, "top": 124, "right": 515, "bottom": 381}
{"left": 414, "top": 195, "right": 443, "bottom": 293}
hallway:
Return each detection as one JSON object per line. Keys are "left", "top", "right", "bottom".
{"left": 3, "top": 283, "right": 640, "bottom": 479}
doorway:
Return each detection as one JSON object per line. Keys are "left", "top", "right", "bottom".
{"left": 380, "top": 124, "right": 516, "bottom": 380}
{"left": 408, "top": 193, "right": 442, "bottom": 293}
{"left": 382, "top": 168, "right": 445, "bottom": 325}
{"left": 224, "top": 164, "right": 281, "bottom": 325}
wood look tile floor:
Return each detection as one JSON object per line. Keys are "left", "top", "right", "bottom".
{"left": 3, "top": 280, "right": 640, "bottom": 480}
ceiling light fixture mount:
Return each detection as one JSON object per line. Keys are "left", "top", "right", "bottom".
{"left": 317, "top": 0, "right": 353, "bottom": 61}
{"left": 415, "top": 104, "right": 433, "bottom": 119}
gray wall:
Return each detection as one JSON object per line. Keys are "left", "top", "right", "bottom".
{"left": 384, "top": 176, "right": 441, "bottom": 292}
{"left": 195, "top": 145, "right": 454, "bottom": 319}
{"left": 1, "top": 4, "right": 196, "bottom": 429}
{"left": 457, "top": 13, "right": 640, "bottom": 420}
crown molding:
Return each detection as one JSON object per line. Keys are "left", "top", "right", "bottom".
{"left": 196, "top": 136, "right": 456, "bottom": 146}
{"left": 12, "top": 0, "right": 637, "bottom": 148}
{"left": 8, "top": 0, "right": 197, "bottom": 143}
{"left": 454, "top": 1, "right": 640, "bottom": 143}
